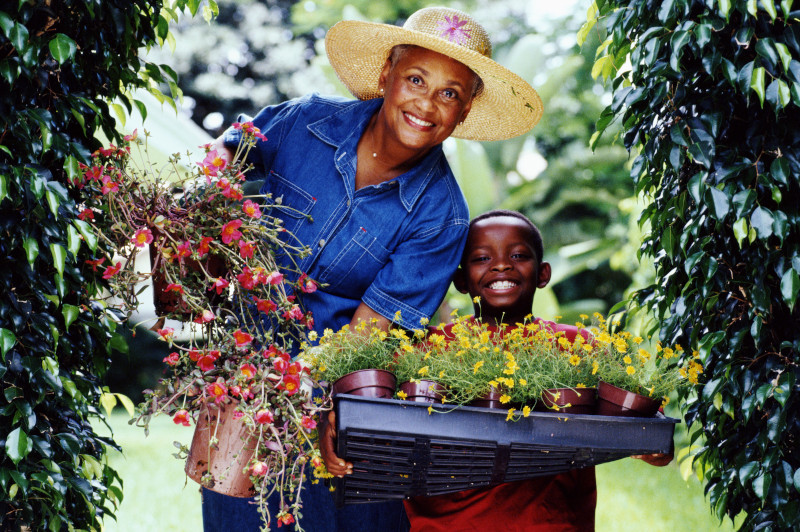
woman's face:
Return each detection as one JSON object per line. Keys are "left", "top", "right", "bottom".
{"left": 377, "top": 46, "right": 475, "bottom": 154}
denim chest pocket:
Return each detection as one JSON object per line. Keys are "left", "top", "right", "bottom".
{"left": 268, "top": 171, "right": 316, "bottom": 236}
{"left": 317, "top": 228, "right": 391, "bottom": 297}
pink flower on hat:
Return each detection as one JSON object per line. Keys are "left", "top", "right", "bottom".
{"left": 436, "top": 15, "right": 471, "bottom": 45}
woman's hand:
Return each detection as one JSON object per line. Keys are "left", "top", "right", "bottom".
{"left": 319, "top": 411, "right": 353, "bottom": 477}
{"left": 210, "top": 135, "right": 234, "bottom": 163}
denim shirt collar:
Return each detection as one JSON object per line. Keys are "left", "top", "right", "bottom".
{"left": 307, "top": 98, "right": 446, "bottom": 213}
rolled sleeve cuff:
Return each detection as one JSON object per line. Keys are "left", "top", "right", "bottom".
{"left": 362, "top": 287, "right": 430, "bottom": 331}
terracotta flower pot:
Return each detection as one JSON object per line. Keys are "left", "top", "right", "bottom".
{"left": 331, "top": 369, "right": 396, "bottom": 398}
{"left": 185, "top": 401, "right": 257, "bottom": 497}
{"left": 535, "top": 387, "right": 597, "bottom": 414}
{"left": 468, "top": 387, "right": 505, "bottom": 409}
{"left": 596, "top": 381, "right": 661, "bottom": 417}
{"left": 399, "top": 380, "right": 447, "bottom": 403}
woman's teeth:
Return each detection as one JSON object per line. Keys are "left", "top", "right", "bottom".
{"left": 489, "top": 280, "right": 516, "bottom": 290}
{"left": 406, "top": 113, "right": 433, "bottom": 127}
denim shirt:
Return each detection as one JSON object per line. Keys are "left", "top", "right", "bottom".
{"left": 224, "top": 94, "right": 469, "bottom": 332}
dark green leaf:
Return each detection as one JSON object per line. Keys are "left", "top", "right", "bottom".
{"left": 740, "top": 461, "right": 761, "bottom": 484}
{"left": 48, "top": 34, "right": 77, "bottom": 64}
{"left": 770, "top": 158, "right": 789, "bottom": 185}
{"left": 0, "top": 328, "right": 15, "bottom": 360}
{"left": 780, "top": 269, "right": 799, "bottom": 310}
{"left": 751, "top": 67, "right": 766, "bottom": 107}
{"left": 754, "top": 473, "right": 772, "bottom": 500}
{"left": 756, "top": 38, "right": 780, "bottom": 68}
{"left": 707, "top": 187, "right": 731, "bottom": 220}
{"left": 751, "top": 206, "right": 774, "bottom": 238}
{"left": 6, "top": 427, "right": 32, "bottom": 465}
{"left": 8, "top": 22, "right": 29, "bottom": 53}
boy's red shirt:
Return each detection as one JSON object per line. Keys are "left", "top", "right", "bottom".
{"left": 403, "top": 317, "right": 597, "bottom": 532}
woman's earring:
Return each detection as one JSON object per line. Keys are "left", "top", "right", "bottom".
{"left": 379, "top": 88, "right": 384, "bottom": 93}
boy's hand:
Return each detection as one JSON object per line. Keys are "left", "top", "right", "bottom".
{"left": 631, "top": 452, "right": 673, "bottom": 467}
{"left": 319, "top": 411, "right": 353, "bottom": 477}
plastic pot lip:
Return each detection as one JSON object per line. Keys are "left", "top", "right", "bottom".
{"left": 597, "top": 380, "right": 661, "bottom": 414}
{"left": 541, "top": 387, "right": 597, "bottom": 405}
{"left": 332, "top": 369, "right": 397, "bottom": 396}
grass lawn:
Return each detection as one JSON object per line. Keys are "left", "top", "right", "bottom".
{"left": 99, "top": 411, "right": 737, "bottom": 531}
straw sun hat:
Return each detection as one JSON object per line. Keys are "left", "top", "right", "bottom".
{"left": 325, "top": 6, "right": 543, "bottom": 141}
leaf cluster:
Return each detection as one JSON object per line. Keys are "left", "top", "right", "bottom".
{"left": 591, "top": 0, "right": 800, "bottom": 527}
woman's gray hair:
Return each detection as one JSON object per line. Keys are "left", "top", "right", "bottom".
{"left": 387, "top": 44, "right": 484, "bottom": 99}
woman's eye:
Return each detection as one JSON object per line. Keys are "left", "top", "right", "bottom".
{"left": 442, "top": 89, "right": 457, "bottom": 100}
{"left": 409, "top": 75, "right": 422, "bottom": 85}
{"left": 472, "top": 256, "right": 490, "bottom": 263}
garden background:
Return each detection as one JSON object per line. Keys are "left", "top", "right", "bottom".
{"left": 2, "top": 0, "right": 797, "bottom": 530}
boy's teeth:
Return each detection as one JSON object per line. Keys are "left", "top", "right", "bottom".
{"left": 489, "top": 280, "right": 516, "bottom": 290}
{"left": 406, "top": 114, "right": 433, "bottom": 127}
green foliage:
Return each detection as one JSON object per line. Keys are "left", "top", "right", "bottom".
{"left": 0, "top": 0, "right": 212, "bottom": 529}
{"left": 592, "top": 0, "right": 800, "bottom": 529}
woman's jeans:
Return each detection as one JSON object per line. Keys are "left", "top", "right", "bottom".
{"left": 201, "top": 477, "right": 409, "bottom": 531}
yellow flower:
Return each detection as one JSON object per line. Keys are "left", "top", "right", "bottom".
{"left": 626, "top": 365, "right": 636, "bottom": 375}
{"left": 577, "top": 383, "right": 586, "bottom": 388}
{"left": 623, "top": 355, "right": 632, "bottom": 364}
{"left": 439, "top": 370, "right": 445, "bottom": 378}
{"left": 568, "top": 354, "right": 581, "bottom": 366}
{"left": 592, "top": 361, "right": 599, "bottom": 375}
{"left": 473, "top": 360, "right": 485, "bottom": 374}
{"left": 519, "top": 378, "right": 527, "bottom": 386}
{"left": 418, "top": 366, "right": 429, "bottom": 377}
{"left": 506, "top": 408, "right": 515, "bottom": 421}
{"left": 473, "top": 295, "right": 481, "bottom": 303}
{"left": 500, "top": 394, "right": 512, "bottom": 404}
{"left": 522, "top": 405, "right": 531, "bottom": 417}
{"left": 397, "top": 390, "right": 407, "bottom": 399}
{"left": 401, "top": 343, "right": 413, "bottom": 352}
{"left": 633, "top": 336, "right": 643, "bottom": 344}
{"left": 581, "top": 343, "right": 593, "bottom": 353}
{"left": 308, "top": 330, "right": 318, "bottom": 342}
{"left": 419, "top": 317, "right": 429, "bottom": 326}
{"left": 393, "top": 310, "right": 402, "bottom": 322}
{"left": 428, "top": 405, "right": 433, "bottom": 415}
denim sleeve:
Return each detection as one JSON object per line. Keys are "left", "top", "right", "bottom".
{"left": 361, "top": 220, "right": 468, "bottom": 330}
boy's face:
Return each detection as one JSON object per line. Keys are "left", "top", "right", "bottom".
{"left": 455, "top": 216, "right": 551, "bottom": 325}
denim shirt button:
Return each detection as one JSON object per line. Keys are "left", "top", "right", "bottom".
{"left": 318, "top": 239, "right": 326, "bottom": 247}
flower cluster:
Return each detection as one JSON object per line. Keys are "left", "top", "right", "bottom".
{"left": 78, "top": 125, "right": 326, "bottom": 529}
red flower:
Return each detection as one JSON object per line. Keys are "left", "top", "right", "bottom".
{"left": 222, "top": 184, "right": 243, "bottom": 201}
{"left": 175, "top": 240, "right": 192, "bottom": 261}
{"left": 250, "top": 461, "right": 268, "bottom": 477}
{"left": 197, "top": 236, "right": 214, "bottom": 257}
{"left": 209, "top": 277, "right": 229, "bottom": 295}
{"left": 255, "top": 409, "right": 274, "bottom": 425}
{"left": 206, "top": 380, "right": 228, "bottom": 403}
{"left": 298, "top": 273, "right": 317, "bottom": 293}
{"left": 132, "top": 228, "right": 154, "bottom": 248}
{"left": 197, "top": 354, "right": 217, "bottom": 372}
{"left": 233, "top": 121, "right": 268, "bottom": 142}
{"left": 239, "top": 363, "right": 257, "bottom": 379}
{"left": 282, "top": 305, "right": 304, "bottom": 321}
{"left": 86, "top": 258, "right": 104, "bottom": 271}
{"left": 242, "top": 199, "right": 262, "bottom": 219}
{"left": 237, "top": 267, "right": 258, "bottom": 290}
{"left": 193, "top": 309, "right": 216, "bottom": 324}
{"left": 238, "top": 240, "right": 255, "bottom": 259}
{"left": 233, "top": 329, "right": 253, "bottom": 348}
{"left": 84, "top": 165, "right": 105, "bottom": 181}
{"left": 163, "top": 352, "right": 180, "bottom": 366}
{"left": 221, "top": 220, "right": 243, "bottom": 245}
{"left": 102, "top": 261, "right": 122, "bottom": 279}
{"left": 198, "top": 149, "right": 227, "bottom": 179}
{"left": 100, "top": 175, "right": 119, "bottom": 194}
{"left": 165, "top": 283, "right": 184, "bottom": 294}
{"left": 280, "top": 374, "right": 301, "bottom": 396}
{"left": 253, "top": 296, "right": 277, "bottom": 314}
{"left": 301, "top": 415, "right": 317, "bottom": 430}
{"left": 77, "top": 208, "right": 94, "bottom": 221}
{"left": 274, "top": 357, "right": 289, "bottom": 374}
{"left": 173, "top": 409, "right": 191, "bottom": 427}
{"left": 277, "top": 513, "right": 295, "bottom": 527}
{"left": 266, "top": 271, "right": 284, "bottom": 285}
{"left": 189, "top": 349, "right": 203, "bottom": 362}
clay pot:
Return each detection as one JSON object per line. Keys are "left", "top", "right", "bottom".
{"left": 535, "top": 387, "right": 597, "bottom": 414}
{"left": 596, "top": 381, "right": 661, "bottom": 417}
{"left": 331, "top": 369, "right": 396, "bottom": 398}
{"left": 399, "top": 380, "right": 447, "bottom": 403}
{"left": 185, "top": 401, "right": 257, "bottom": 497}
{"left": 469, "top": 387, "right": 505, "bottom": 409}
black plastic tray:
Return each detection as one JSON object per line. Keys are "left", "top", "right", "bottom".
{"left": 333, "top": 394, "right": 678, "bottom": 505}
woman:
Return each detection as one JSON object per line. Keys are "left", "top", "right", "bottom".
{"left": 202, "top": 6, "right": 542, "bottom": 531}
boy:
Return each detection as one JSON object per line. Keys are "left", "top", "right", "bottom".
{"left": 403, "top": 209, "right": 671, "bottom": 531}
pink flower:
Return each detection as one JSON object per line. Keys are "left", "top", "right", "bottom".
{"left": 221, "top": 220, "right": 243, "bottom": 245}
{"left": 100, "top": 175, "right": 119, "bottom": 194}
{"left": 175, "top": 240, "right": 192, "bottom": 261}
{"left": 131, "top": 228, "right": 154, "bottom": 248}
{"left": 298, "top": 273, "right": 317, "bottom": 294}
{"left": 77, "top": 208, "right": 94, "bottom": 221}
{"left": 301, "top": 415, "right": 317, "bottom": 430}
{"left": 209, "top": 277, "right": 229, "bottom": 295}
{"left": 197, "top": 236, "right": 214, "bottom": 257}
{"left": 83, "top": 165, "right": 104, "bottom": 181}
{"left": 250, "top": 461, "right": 268, "bottom": 477}
{"left": 281, "top": 374, "right": 300, "bottom": 396}
{"left": 193, "top": 309, "right": 216, "bottom": 324}
{"left": 206, "top": 381, "right": 228, "bottom": 403}
{"left": 253, "top": 296, "right": 277, "bottom": 314}
{"left": 124, "top": 129, "right": 138, "bottom": 142}
{"left": 222, "top": 185, "right": 243, "bottom": 201}
{"left": 436, "top": 14, "right": 472, "bottom": 45}
{"left": 215, "top": 177, "right": 231, "bottom": 191}
{"left": 156, "top": 327, "right": 175, "bottom": 341}
{"left": 239, "top": 363, "right": 257, "bottom": 379}
{"left": 198, "top": 149, "right": 227, "bottom": 179}
{"left": 282, "top": 305, "right": 304, "bottom": 321}
{"left": 274, "top": 357, "right": 289, "bottom": 374}
{"left": 102, "top": 261, "right": 122, "bottom": 279}
{"left": 266, "top": 271, "right": 284, "bottom": 285}
{"left": 233, "top": 329, "right": 253, "bottom": 348}
{"left": 233, "top": 121, "right": 268, "bottom": 142}
{"left": 173, "top": 409, "right": 191, "bottom": 426}
{"left": 237, "top": 267, "right": 257, "bottom": 290}
{"left": 238, "top": 240, "right": 256, "bottom": 259}
{"left": 242, "top": 200, "right": 262, "bottom": 219}
{"left": 255, "top": 409, "right": 274, "bottom": 425}
{"left": 163, "top": 352, "right": 180, "bottom": 366}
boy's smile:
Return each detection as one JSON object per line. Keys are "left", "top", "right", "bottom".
{"left": 456, "top": 216, "right": 551, "bottom": 325}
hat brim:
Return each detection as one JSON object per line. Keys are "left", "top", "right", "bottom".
{"left": 325, "top": 20, "right": 543, "bottom": 141}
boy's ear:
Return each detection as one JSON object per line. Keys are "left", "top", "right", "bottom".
{"left": 537, "top": 261, "right": 552, "bottom": 289}
{"left": 453, "top": 267, "right": 469, "bottom": 294}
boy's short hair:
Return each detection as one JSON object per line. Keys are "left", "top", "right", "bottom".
{"left": 467, "top": 209, "right": 544, "bottom": 263}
